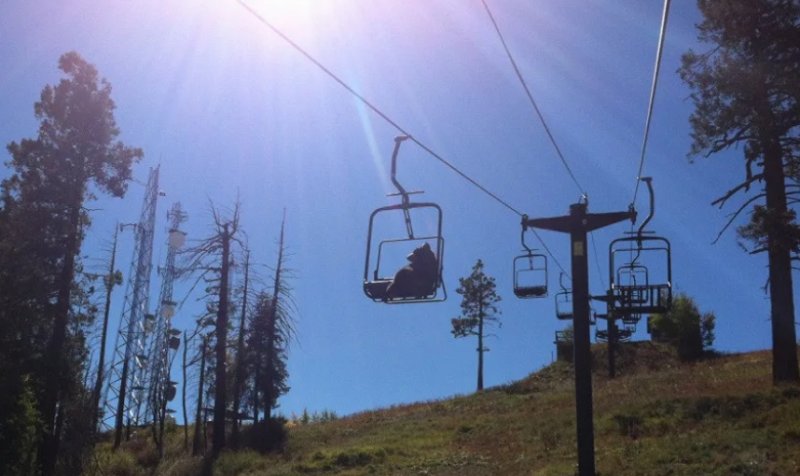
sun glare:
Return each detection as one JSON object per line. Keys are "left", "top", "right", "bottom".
{"left": 241, "top": 0, "right": 317, "bottom": 23}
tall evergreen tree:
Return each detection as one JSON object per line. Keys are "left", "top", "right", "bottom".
{"left": 0, "top": 51, "right": 141, "bottom": 473}
{"left": 451, "top": 259, "right": 502, "bottom": 392}
{"left": 679, "top": 0, "right": 800, "bottom": 382}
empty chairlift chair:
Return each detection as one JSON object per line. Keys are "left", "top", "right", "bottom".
{"left": 608, "top": 178, "right": 672, "bottom": 315}
{"left": 554, "top": 272, "right": 574, "bottom": 320}
{"left": 513, "top": 220, "right": 548, "bottom": 299}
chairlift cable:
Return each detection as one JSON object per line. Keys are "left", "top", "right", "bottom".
{"left": 531, "top": 227, "right": 568, "bottom": 278}
{"left": 236, "top": 0, "right": 571, "bottom": 278}
{"left": 590, "top": 231, "right": 606, "bottom": 290}
{"left": 631, "top": 0, "right": 670, "bottom": 206}
{"left": 479, "top": 0, "right": 583, "bottom": 278}
{"left": 236, "top": 0, "right": 520, "bottom": 217}
{"left": 480, "top": 0, "right": 587, "bottom": 199}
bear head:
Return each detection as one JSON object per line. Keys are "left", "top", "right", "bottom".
{"left": 407, "top": 242, "right": 436, "bottom": 267}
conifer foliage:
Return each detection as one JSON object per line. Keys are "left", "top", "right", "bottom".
{"left": 0, "top": 51, "right": 141, "bottom": 474}
{"left": 181, "top": 208, "right": 295, "bottom": 457}
{"left": 451, "top": 259, "right": 502, "bottom": 392}
{"left": 246, "top": 212, "right": 294, "bottom": 451}
{"left": 649, "top": 294, "right": 716, "bottom": 361}
{"left": 182, "top": 203, "right": 243, "bottom": 457}
{"left": 679, "top": 0, "right": 800, "bottom": 382}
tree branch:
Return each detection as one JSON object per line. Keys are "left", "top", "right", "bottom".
{"left": 711, "top": 174, "right": 765, "bottom": 209}
{"left": 712, "top": 193, "right": 765, "bottom": 244}
{"left": 707, "top": 126, "right": 754, "bottom": 156}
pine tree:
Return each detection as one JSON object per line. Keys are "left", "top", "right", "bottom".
{"left": 1, "top": 51, "right": 141, "bottom": 473}
{"left": 679, "top": 0, "right": 800, "bottom": 382}
{"left": 451, "top": 259, "right": 502, "bottom": 392}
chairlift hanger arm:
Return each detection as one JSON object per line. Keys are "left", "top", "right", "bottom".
{"left": 390, "top": 135, "right": 412, "bottom": 204}
{"left": 637, "top": 177, "right": 655, "bottom": 235}
{"left": 388, "top": 135, "right": 416, "bottom": 238}
{"left": 520, "top": 214, "right": 532, "bottom": 254}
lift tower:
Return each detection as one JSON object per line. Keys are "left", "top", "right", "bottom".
{"left": 525, "top": 201, "right": 633, "bottom": 476}
{"left": 101, "top": 166, "right": 160, "bottom": 447}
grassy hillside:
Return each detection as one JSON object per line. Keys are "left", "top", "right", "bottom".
{"left": 91, "top": 343, "right": 800, "bottom": 475}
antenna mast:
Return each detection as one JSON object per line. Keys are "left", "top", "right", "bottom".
{"left": 146, "top": 202, "right": 187, "bottom": 453}
{"left": 101, "top": 166, "right": 160, "bottom": 447}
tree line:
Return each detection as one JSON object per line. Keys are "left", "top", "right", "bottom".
{"left": 2, "top": 0, "right": 800, "bottom": 473}
{"left": 0, "top": 52, "right": 295, "bottom": 475}
{"left": 450, "top": 0, "right": 800, "bottom": 391}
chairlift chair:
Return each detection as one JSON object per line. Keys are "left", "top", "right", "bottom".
{"left": 621, "top": 312, "right": 641, "bottom": 326}
{"left": 555, "top": 273, "right": 573, "bottom": 320}
{"left": 596, "top": 322, "right": 635, "bottom": 343}
{"left": 609, "top": 233, "right": 672, "bottom": 314}
{"left": 618, "top": 326, "right": 634, "bottom": 342}
{"left": 363, "top": 218, "right": 445, "bottom": 303}
{"left": 609, "top": 177, "right": 672, "bottom": 314}
{"left": 513, "top": 219, "right": 548, "bottom": 298}
{"left": 363, "top": 136, "right": 446, "bottom": 304}
{"left": 615, "top": 262, "right": 650, "bottom": 306}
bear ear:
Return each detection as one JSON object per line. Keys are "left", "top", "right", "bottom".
{"left": 422, "top": 242, "right": 431, "bottom": 250}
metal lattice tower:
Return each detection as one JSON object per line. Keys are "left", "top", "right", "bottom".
{"left": 145, "top": 202, "right": 187, "bottom": 434}
{"left": 101, "top": 166, "right": 160, "bottom": 443}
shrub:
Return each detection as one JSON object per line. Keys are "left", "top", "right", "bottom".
{"left": 88, "top": 449, "right": 145, "bottom": 476}
{"left": 648, "top": 294, "right": 715, "bottom": 360}
{"left": 241, "top": 417, "right": 288, "bottom": 453}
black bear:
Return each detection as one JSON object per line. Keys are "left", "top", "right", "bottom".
{"left": 385, "top": 242, "right": 438, "bottom": 300}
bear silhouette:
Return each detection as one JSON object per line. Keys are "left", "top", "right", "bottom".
{"left": 385, "top": 242, "right": 438, "bottom": 300}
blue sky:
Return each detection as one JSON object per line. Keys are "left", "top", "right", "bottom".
{"left": 0, "top": 0, "right": 787, "bottom": 420}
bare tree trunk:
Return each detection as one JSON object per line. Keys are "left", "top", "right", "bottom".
{"left": 231, "top": 250, "right": 250, "bottom": 448}
{"left": 192, "top": 336, "right": 208, "bottom": 456}
{"left": 477, "top": 302, "right": 484, "bottom": 392}
{"left": 212, "top": 224, "right": 231, "bottom": 457}
{"left": 252, "top": 360, "right": 261, "bottom": 425}
{"left": 41, "top": 204, "right": 80, "bottom": 475}
{"left": 182, "top": 333, "right": 190, "bottom": 451}
{"left": 763, "top": 136, "right": 800, "bottom": 383}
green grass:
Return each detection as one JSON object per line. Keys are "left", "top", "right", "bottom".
{"left": 91, "top": 342, "right": 800, "bottom": 475}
